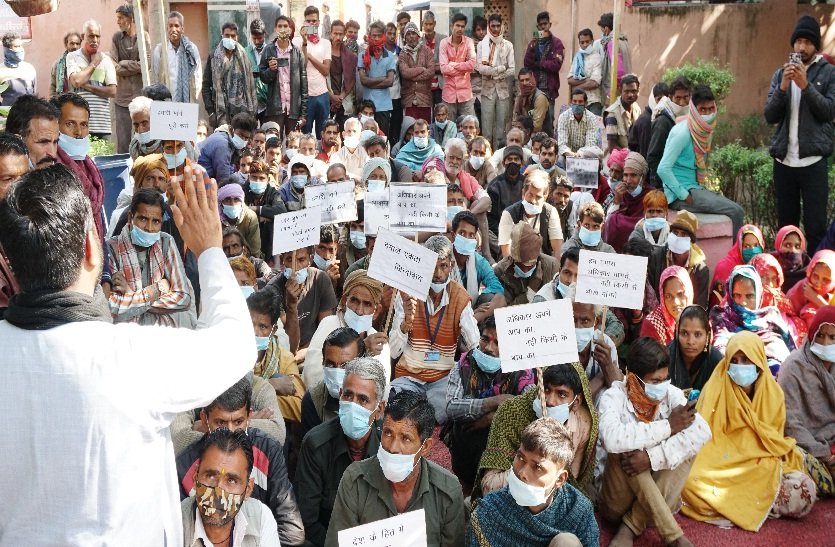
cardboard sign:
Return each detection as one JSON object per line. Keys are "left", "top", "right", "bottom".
{"left": 494, "top": 299, "right": 579, "bottom": 373}
{"left": 338, "top": 509, "right": 427, "bottom": 547}
{"left": 367, "top": 228, "right": 437, "bottom": 301}
{"left": 388, "top": 183, "right": 447, "bottom": 233}
{"left": 149, "top": 101, "right": 199, "bottom": 142}
{"left": 575, "top": 250, "right": 648, "bottom": 310}
{"left": 272, "top": 206, "right": 321, "bottom": 256}
{"left": 304, "top": 181, "right": 357, "bottom": 225}
{"left": 566, "top": 157, "right": 599, "bottom": 189}
{"left": 364, "top": 189, "right": 390, "bottom": 235}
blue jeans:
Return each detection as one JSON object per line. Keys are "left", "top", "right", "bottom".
{"left": 304, "top": 92, "right": 330, "bottom": 139}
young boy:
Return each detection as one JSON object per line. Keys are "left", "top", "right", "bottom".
{"left": 561, "top": 201, "right": 615, "bottom": 256}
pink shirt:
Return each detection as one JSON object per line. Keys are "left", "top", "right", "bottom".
{"left": 275, "top": 43, "right": 292, "bottom": 115}
{"left": 439, "top": 36, "right": 476, "bottom": 103}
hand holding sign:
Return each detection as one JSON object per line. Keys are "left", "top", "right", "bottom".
{"left": 575, "top": 250, "right": 648, "bottom": 310}
{"left": 149, "top": 101, "right": 199, "bottom": 142}
{"left": 305, "top": 181, "right": 357, "bottom": 225}
{"left": 367, "top": 228, "right": 438, "bottom": 301}
{"left": 566, "top": 157, "right": 599, "bottom": 189}
{"left": 389, "top": 183, "right": 447, "bottom": 233}
{"left": 272, "top": 206, "right": 322, "bottom": 256}
{"left": 364, "top": 189, "right": 390, "bottom": 235}
{"left": 337, "top": 509, "right": 427, "bottom": 547}
{"left": 494, "top": 299, "right": 579, "bottom": 373}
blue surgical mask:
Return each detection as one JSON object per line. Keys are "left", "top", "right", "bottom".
{"left": 430, "top": 277, "right": 450, "bottom": 293}
{"left": 742, "top": 246, "right": 763, "bottom": 263}
{"left": 727, "top": 363, "right": 758, "bottom": 387}
{"left": 556, "top": 280, "right": 569, "bottom": 297}
{"left": 349, "top": 230, "right": 367, "bottom": 249}
{"left": 231, "top": 133, "right": 247, "bottom": 150}
{"left": 570, "top": 104, "right": 585, "bottom": 116}
{"left": 435, "top": 121, "right": 447, "bottom": 130}
{"left": 701, "top": 113, "right": 717, "bottom": 124}
{"left": 223, "top": 203, "right": 242, "bottom": 220}
{"left": 530, "top": 154, "right": 540, "bottom": 164}
{"left": 628, "top": 184, "right": 643, "bottom": 197}
{"left": 367, "top": 179, "right": 386, "bottom": 193}
{"left": 607, "top": 177, "right": 621, "bottom": 192}
{"left": 644, "top": 217, "right": 667, "bottom": 232}
{"left": 413, "top": 136, "right": 429, "bottom": 149}
{"left": 343, "top": 307, "right": 374, "bottom": 334}
{"left": 240, "top": 285, "right": 255, "bottom": 299}
{"left": 283, "top": 267, "right": 309, "bottom": 285}
{"left": 249, "top": 181, "right": 267, "bottom": 194}
{"left": 58, "top": 133, "right": 91, "bottom": 160}
{"left": 472, "top": 348, "right": 501, "bottom": 373}
{"left": 130, "top": 224, "right": 161, "bottom": 247}
{"left": 135, "top": 131, "right": 152, "bottom": 145}
{"left": 522, "top": 200, "right": 542, "bottom": 215}
{"left": 255, "top": 335, "right": 270, "bottom": 351}
{"left": 339, "top": 400, "right": 374, "bottom": 440}
{"left": 291, "top": 174, "right": 308, "bottom": 190}
{"left": 312, "top": 252, "right": 331, "bottom": 270}
{"left": 221, "top": 37, "right": 237, "bottom": 50}
{"left": 453, "top": 234, "right": 477, "bottom": 256}
{"left": 323, "top": 366, "right": 346, "bottom": 398}
{"left": 514, "top": 264, "right": 536, "bottom": 278}
{"left": 578, "top": 226, "right": 601, "bottom": 247}
{"left": 165, "top": 148, "right": 188, "bottom": 169}
{"left": 447, "top": 205, "right": 465, "bottom": 222}
{"left": 575, "top": 327, "right": 594, "bottom": 351}
{"left": 532, "top": 397, "right": 574, "bottom": 423}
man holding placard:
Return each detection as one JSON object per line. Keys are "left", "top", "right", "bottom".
{"left": 198, "top": 112, "right": 257, "bottom": 181}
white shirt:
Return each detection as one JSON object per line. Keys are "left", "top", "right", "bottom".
{"left": 0, "top": 248, "right": 255, "bottom": 545}
{"left": 167, "top": 40, "right": 180, "bottom": 92}
{"left": 331, "top": 145, "right": 368, "bottom": 181}
{"left": 293, "top": 36, "right": 331, "bottom": 97}
{"left": 190, "top": 498, "right": 280, "bottom": 547}
{"left": 780, "top": 62, "right": 823, "bottom": 168}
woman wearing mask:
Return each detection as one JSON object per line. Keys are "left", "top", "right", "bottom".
{"left": 711, "top": 224, "right": 766, "bottom": 306}
{"left": 772, "top": 225, "right": 811, "bottom": 293}
{"left": 628, "top": 189, "right": 669, "bottom": 248}
{"left": 667, "top": 305, "right": 722, "bottom": 392}
{"left": 641, "top": 265, "right": 694, "bottom": 347}
{"left": 602, "top": 151, "right": 650, "bottom": 252}
{"left": 750, "top": 253, "right": 807, "bottom": 346}
{"left": 218, "top": 182, "right": 262, "bottom": 258}
{"left": 682, "top": 332, "right": 820, "bottom": 531}
{"left": 786, "top": 249, "right": 835, "bottom": 329}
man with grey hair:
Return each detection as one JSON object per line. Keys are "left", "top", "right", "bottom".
{"left": 459, "top": 114, "right": 480, "bottom": 143}
{"left": 151, "top": 11, "right": 202, "bottom": 104}
{"left": 295, "top": 356, "right": 388, "bottom": 547}
{"left": 111, "top": 3, "right": 151, "bottom": 153}
{"left": 489, "top": 127, "right": 532, "bottom": 175}
{"left": 389, "top": 235, "right": 479, "bottom": 424}
{"left": 331, "top": 117, "right": 367, "bottom": 182}
{"left": 67, "top": 19, "right": 117, "bottom": 139}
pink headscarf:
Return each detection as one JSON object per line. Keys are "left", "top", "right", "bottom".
{"left": 660, "top": 265, "right": 695, "bottom": 331}
{"left": 607, "top": 147, "right": 629, "bottom": 170}
{"left": 421, "top": 156, "right": 447, "bottom": 177}
{"left": 773, "top": 225, "right": 807, "bottom": 253}
{"left": 218, "top": 183, "right": 245, "bottom": 222}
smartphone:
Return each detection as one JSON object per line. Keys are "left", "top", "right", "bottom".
{"left": 533, "top": 30, "right": 546, "bottom": 40}
{"left": 277, "top": 57, "right": 289, "bottom": 68}
{"left": 687, "top": 389, "right": 700, "bottom": 402}
{"left": 304, "top": 25, "right": 319, "bottom": 36}
{"left": 789, "top": 52, "right": 802, "bottom": 65}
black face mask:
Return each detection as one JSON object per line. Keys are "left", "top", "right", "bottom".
{"left": 505, "top": 163, "right": 521, "bottom": 178}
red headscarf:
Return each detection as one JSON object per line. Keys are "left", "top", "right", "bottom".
{"left": 712, "top": 224, "right": 766, "bottom": 294}
{"left": 774, "top": 225, "right": 807, "bottom": 253}
{"left": 807, "top": 305, "right": 835, "bottom": 341}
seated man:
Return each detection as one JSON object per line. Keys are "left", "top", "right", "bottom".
{"left": 569, "top": 286, "right": 622, "bottom": 401}
{"left": 468, "top": 418, "right": 600, "bottom": 547}
{"left": 197, "top": 112, "right": 257, "bottom": 181}
{"left": 128, "top": 95, "right": 197, "bottom": 160}
{"left": 107, "top": 189, "right": 194, "bottom": 326}
{"left": 301, "top": 327, "right": 366, "bottom": 437}
{"left": 389, "top": 236, "right": 480, "bottom": 424}
{"left": 176, "top": 379, "right": 305, "bottom": 546}
{"left": 219, "top": 183, "right": 262, "bottom": 258}
{"left": 331, "top": 117, "right": 367, "bottom": 182}
{"left": 647, "top": 210, "right": 710, "bottom": 309}
{"left": 325, "top": 390, "right": 465, "bottom": 547}
{"left": 450, "top": 211, "right": 506, "bottom": 322}
{"left": 296, "top": 357, "right": 387, "bottom": 547}
{"left": 243, "top": 158, "right": 287, "bottom": 259}
{"left": 494, "top": 222, "right": 559, "bottom": 306}
{"left": 498, "top": 168, "right": 563, "bottom": 258}
{"left": 395, "top": 118, "right": 444, "bottom": 171}
{"left": 222, "top": 227, "right": 274, "bottom": 288}
{"left": 561, "top": 201, "right": 615, "bottom": 256}
{"left": 280, "top": 155, "right": 321, "bottom": 212}
{"left": 295, "top": 133, "right": 329, "bottom": 179}
{"left": 599, "top": 337, "right": 710, "bottom": 547}
{"left": 181, "top": 428, "right": 280, "bottom": 547}
{"left": 488, "top": 127, "right": 532, "bottom": 175}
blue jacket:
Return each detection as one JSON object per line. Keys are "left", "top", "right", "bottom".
{"left": 197, "top": 130, "right": 235, "bottom": 182}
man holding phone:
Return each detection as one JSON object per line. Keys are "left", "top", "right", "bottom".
{"left": 259, "top": 15, "right": 308, "bottom": 141}
{"left": 523, "top": 11, "right": 565, "bottom": 128}
{"left": 765, "top": 15, "right": 835, "bottom": 254}
{"left": 294, "top": 6, "right": 331, "bottom": 140}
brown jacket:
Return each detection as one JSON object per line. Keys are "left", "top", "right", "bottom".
{"left": 399, "top": 45, "right": 436, "bottom": 108}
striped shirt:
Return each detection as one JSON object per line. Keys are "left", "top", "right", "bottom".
{"left": 66, "top": 50, "right": 117, "bottom": 135}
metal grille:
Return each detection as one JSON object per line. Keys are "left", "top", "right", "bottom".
{"left": 484, "top": 0, "right": 512, "bottom": 40}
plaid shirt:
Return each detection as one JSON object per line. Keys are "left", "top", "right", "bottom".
{"left": 557, "top": 108, "right": 601, "bottom": 157}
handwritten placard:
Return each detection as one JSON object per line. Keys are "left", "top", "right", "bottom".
{"left": 272, "top": 206, "right": 321, "bottom": 256}
{"left": 304, "top": 181, "right": 357, "bottom": 224}
{"left": 367, "top": 228, "right": 437, "bottom": 301}
{"left": 575, "top": 250, "right": 648, "bottom": 310}
{"left": 566, "top": 157, "right": 599, "bottom": 189}
{"left": 337, "top": 509, "right": 427, "bottom": 547}
{"left": 494, "top": 299, "right": 579, "bottom": 373}
{"left": 364, "top": 189, "right": 390, "bottom": 235}
{"left": 149, "top": 101, "right": 199, "bottom": 142}
{"left": 389, "top": 183, "right": 446, "bottom": 233}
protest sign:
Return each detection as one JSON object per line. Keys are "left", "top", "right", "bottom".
{"left": 149, "top": 101, "right": 199, "bottom": 142}
{"left": 304, "top": 181, "right": 357, "bottom": 225}
{"left": 337, "top": 509, "right": 427, "bottom": 547}
{"left": 575, "top": 250, "right": 648, "bottom": 310}
{"left": 364, "top": 189, "right": 390, "bottom": 235}
{"left": 494, "top": 299, "right": 579, "bottom": 373}
{"left": 272, "top": 206, "right": 321, "bottom": 256}
{"left": 566, "top": 157, "right": 599, "bottom": 189}
{"left": 367, "top": 228, "right": 437, "bottom": 301}
{"left": 389, "top": 183, "right": 446, "bottom": 233}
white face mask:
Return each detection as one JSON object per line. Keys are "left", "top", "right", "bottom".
{"left": 531, "top": 396, "right": 575, "bottom": 423}
{"left": 507, "top": 466, "right": 553, "bottom": 507}
{"left": 469, "top": 155, "right": 485, "bottom": 170}
{"left": 810, "top": 342, "right": 835, "bottom": 363}
{"left": 343, "top": 307, "right": 373, "bottom": 334}
{"left": 575, "top": 327, "right": 595, "bottom": 352}
{"left": 377, "top": 442, "right": 424, "bottom": 483}
{"left": 323, "top": 367, "right": 345, "bottom": 398}
{"left": 667, "top": 232, "right": 691, "bottom": 255}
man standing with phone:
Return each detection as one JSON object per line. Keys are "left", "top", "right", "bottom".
{"left": 260, "top": 15, "right": 308, "bottom": 141}
{"left": 523, "top": 11, "right": 565, "bottom": 132}
{"left": 294, "top": 6, "right": 331, "bottom": 140}
{"left": 765, "top": 15, "right": 835, "bottom": 254}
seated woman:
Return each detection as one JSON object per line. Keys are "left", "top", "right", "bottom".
{"left": 668, "top": 305, "right": 722, "bottom": 392}
{"left": 681, "top": 331, "right": 819, "bottom": 531}
{"left": 472, "top": 362, "right": 598, "bottom": 501}
{"left": 602, "top": 151, "right": 650, "bottom": 253}
{"left": 640, "top": 265, "right": 694, "bottom": 347}
{"left": 710, "top": 265, "right": 795, "bottom": 375}
{"left": 628, "top": 189, "right": 669, "bottom": 249}
{"left": 443, "top": 316, "right": 535, "bottom": 492}
{"left": 778, "top": 306, "right": 835, "bottom": 497}
{"left": 772, "top": 225, "right": 811, "bottom": 293}
{"left": 787, "top": 249, "right": 835, "bottom": 329}
{"left": 710, "top": 224, "right": 766, "bottom": 306}
{"left": 750, "top": 253, "right": 807, "bottom": 346}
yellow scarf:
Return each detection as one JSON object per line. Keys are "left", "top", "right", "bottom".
{"left": 681, "top": 331, "right": 805, "bottom": 531}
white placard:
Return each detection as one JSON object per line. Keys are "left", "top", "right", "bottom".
{"left": 367, "top": 228, "right": 438, "bottom": 301}
{"left": 389, "top": 183, "right": 447, "bottom": 233}
{"left": 304, "top": 181, "right": 357, "bottom": 225}
{"left": 566, "top": 156, "right": 599, "bottom": 189}
{"left": 149, "top": 101, "right": 199, "bottom": 142}
{"left": 575, "top": 250, "right": 648, "bottom": 310}
{"left": 272, "top": 206, "right": 322, "bottom": 256}
{"left": 494, "top": 299, "right": 579, "bottom": 373}
{"left": 364, "top": 189, "right": 390, "bottom": 235}
{"left": 337, "top": 509, "right": 427, "bottom": 547}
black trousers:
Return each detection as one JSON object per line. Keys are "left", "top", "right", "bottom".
{"left": 773, "top": 157, "right": 829, "bottom": 254}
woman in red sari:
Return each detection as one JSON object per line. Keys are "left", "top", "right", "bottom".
{"left": 750, "top": 253, "right": 808, "bottom": 347}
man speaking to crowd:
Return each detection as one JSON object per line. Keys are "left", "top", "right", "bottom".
{"left": 0, "top": 165, "right": 254, "bottom": 544}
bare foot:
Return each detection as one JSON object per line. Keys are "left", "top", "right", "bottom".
{"left": 608, "top": 523, "right": 635, "bottom": 547}
{"left": 668, "top": 537, "right": 694, "bottom": 547}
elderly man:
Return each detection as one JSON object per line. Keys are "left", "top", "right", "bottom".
{"left": 497, "top": 168, "right": 563, "bottom": 258}
{"left": 111, "top": 4, "right": 150, "bottom": 153}
{"left": 6, "top": 94, "right": 60, "bottom": 169}
{"left": 152, "top": 11, "right": 202, "bottom": 103}
{"left": 128, "top": 95, "right": 197, "bottom": 161}
{"left": 395, "top": 118, "right": 444, "bottom": 171}
{"left": 325, "top": 390, "right": 465, "bottom": 547}
{"left": 330, "top": 118, "right": 366, "bottom": 182}
{"left": 488, "top": 127, "right": 532, "bottom": 174}
{"left": 476, "top": 14, "right": 514, "bottom": 149}
{"left": 494, "top": 221, "right": 559, "bottom": 305}
{"left": 50, "top": 31, "right": 82, "bottom": 97}
{"left": 389, "top": 236, "right": 479, "bottom": 424}
{"left": 296, "top": 357, "right": 388, "bottom": 547}
{"left": 67, "top": 19, "right": 118, "bottom": 139}
{"left": 203, "top": 22, "right": 257, "bottom": 128}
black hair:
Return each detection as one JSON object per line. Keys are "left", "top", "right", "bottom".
{"left": 517, "top": 115, "right": 534, "bottom": 132}
{"left": 323, "top": 326, "right": 366, "bottom": 357}
{"left": 250, "top": 18, "right": 266, "bottom": 35}
{"left": 677, "top": 305, "right": 710, "bottom": 339}
{"left": 669, "top": 76, "right": 692, "bottom": 95}
{"left": 452, "top": 13, "right": 468, "bottom": 26}
{"left": 0, "top": 132, "right": 28, "bottom": 157}
{"left": 544, "top": 362, "right": 582, "bottom": 397}
{"left": 536, "top": 11, "right": 550, "bottom": 23}
{"left": 254, "top": 128, "right": 266, "bottom": 138}
{"left": 360, "top": 100, "right": 377, "bottom": 115}
{"left": 481, "top": 315, "right": 496, "bottom": 332}
{"left": 115, "top": 4, "right": 133, "bottom": 18}
{"left": 396, "top": 11, "right": 411, "bottom": 23}
{"left": 578, "top": 28, "right": 593, "bottom": 40}
{"left": 452, "top": 210, "right": 478, "bottom": 233}
{"left": 540, "top": 137, "right": 557, "bottom": 153}
{"left": 231, "top": 112, "right": 258, "bottom": 133}
{"left": 50, "top": 92, "right": 90, "bottom": 116}
{"left": 627, "top": 337, "right": 670, "bottom": 378}
{"left": 363, "top": 134, "right": 387, "bottom": 152}
{"left": 235, "top": 147, "right": 255, "bottom": 167}
{"left": 652, "top": 82, "right": 670, "bottom": 99}
{"left": 222, "top": 21, "right": 239, "bottom": 34}
{"left": 691, "top": 84, "right": 715, "bottom": 107}
{"left": 473, "top": 15, "right": 487, "bottom": 30}
{"left": 265, "top": 137, "right": 281, "bottom": 150}
{"left": 129, "top": 188, "right": 165, "bottom": 214}
{"left": 530, "top": 132, "right": 548, "bottom": 147}
{"left": 518, "top": 67, "right": 534, "bottom": 79}
{"left": 6, "top": 95, "right": 59, "bottom": 137}
{"left": 204, "top": 377, "right": 252, "bottom": 415}
{"left": 622, "top": 236, "right": 654, "bottom": 259}
{"left": 142, "top": 83, "right": 172, "bottom": 101}
{"left": 0, "top": 164, "right": 92, "bottom": 292}
{"left": 571, "top": 88, "right": 588, "bottom": 102}
{"left": 247, "top": 290, "right": 280, "bottom": 324}
{"left": 320, "top": 224, "right": 339, "bottom": 244}
{"left": 560, "top": 247, "right": 580, "bottom": 269}
{"left": 275, "top": 15, "right": 292, "bottom": 28}
{"left": 621, "top": 74, "right": 640, "bottom": 88}
{"left": 2, "top": 32, "right": 19, "bottom": 48}
{"left": 488, "top": 14, "right": 502, "bottom": 25}
{"left": 197, "top": 428, "right": 255, "bottom": 476}
{"left": 304, "top": 5, "right": 319, "bottom": 17}
{"left": 385, "top": 390, "right": 435, "bottom": 442}
{"left": 64, "top": 31, "right": 81, "bottom": 46}
{"left": 322, "top": 119, "right": 340, "bottom": 133}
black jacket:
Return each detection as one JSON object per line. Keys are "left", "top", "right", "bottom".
{"left": 244, "top": 182, "right": 287, "bottom": 258}
{"left": 648, "top": 243, "right": 710, "bottom": 309}
{"left": 764, "top": 57, "right": 835, "bottom": 160}
{"left": 259, "top": 40, "right": 308, "bottom": 119}
{"left": 647, "top": 111, "right": 675, "bottom": 188}
{"left": 628, "top": 105, "right": 653, "bottom": 158}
